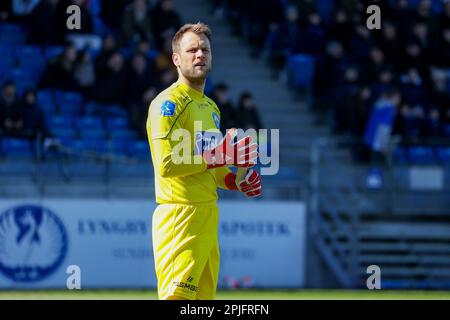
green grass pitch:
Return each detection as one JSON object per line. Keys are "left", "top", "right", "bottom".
{"left": 0, "top": 289, "right": 449, "bottom": 300}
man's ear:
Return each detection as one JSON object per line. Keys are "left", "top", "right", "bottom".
{"left": 172, "top": 52, "right": 180, "bottom": 68}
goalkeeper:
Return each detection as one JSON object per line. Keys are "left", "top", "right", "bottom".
{"left": 146, "top": 22, "right": 262, "bottom": 300}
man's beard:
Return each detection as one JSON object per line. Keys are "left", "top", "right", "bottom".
{"left": 182, "top": 65, "right": 211, "bottom": 82}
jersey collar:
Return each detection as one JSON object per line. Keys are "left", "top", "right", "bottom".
{"left": 177, "top": 80, "right": 204, "bottom": 100}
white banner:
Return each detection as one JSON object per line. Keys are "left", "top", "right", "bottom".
{"left": 0, "top": 199, "right": 306, "bottom": 289}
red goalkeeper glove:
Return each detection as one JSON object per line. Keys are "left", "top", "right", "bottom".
{"left": 203, "top": 128, "right": 258, "bottom": 169}
{"left": 223, "top": 169, "right": 262, "bottom": 197}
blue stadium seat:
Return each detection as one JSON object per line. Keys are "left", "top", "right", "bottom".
{"left": 392, "top": 146, "right": 407, "bottom": 164}
{"left": 106, "top": 117, "right": 129, "bottom": 130}
{"left": 55, "top": 91, "right": 83, "bottom": 115}
{"left": 51, "top": 128, "right": 77, "bottom": 139}
{"left": 316, "top": 0, "right": 335, "bottom": 24}
{"left": 106, "top": 104, "right": 129, "bottom": 117}
{"left": 109, "top": 129, "right": 138, "bottom": 140}
{"left": 443, "top": 124, "right": 450, "bottom": 138}
{"left": 110, "top": 139, "right": 130, "bottom": 156}
{"left": 0, "top": 24, "right": 25, "bottom": 45}
{"left": 44, "top": 46, "right": 64, "bottom": 60}
{"left": 79, "top": 128, "right": 107, "bottom": 139}
{"left": 128, "top": 140, "right": 150, "bottom": 160}
{"left": 75, "top": 116, "right": 103, "bottom": 130}
{"left": 1, "top": 138, "right": 32, "bottom": 157}
{"left": 16, "top": 46, "right": 43, "bottom": 61}
{"left": 287, "top": 54, "right": 315, "bottom": 89}
{"left": 48, "top": 115, "right": 74, "bottom": 130}
{"left": 437, "top": 147, "right": 450, "bottom": 164}
{"left": 408, "top": 146, "right": 436, "bottom": 164}
{"left": 72, "top": 139, "right": 109, "bottom": 153}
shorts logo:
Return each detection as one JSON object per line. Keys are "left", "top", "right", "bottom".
{"left": 212, "top": 112, "right": 220, "bottom": 129}
{"left": 161, "top": 100, "right": 176, "bottom": 116}
{"left": 0, "top": 205, "right": 68, "bottom": 282}
{"left": 173, "top": 281, "right": 197, "bottom": 292}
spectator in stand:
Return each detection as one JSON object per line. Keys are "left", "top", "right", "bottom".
{"left": 211, "top": 83, "right": 236, "bottom": 135}
{"left": 151, "top": 0, "right": 182, "bottom": 50}
{"left": 350, "top": 24, "right": 375, "bottom": 63}
{"left": 365, "top": 89, "right": 401, "bottom": 160}
{"left": 299, "top": 11, "right": 326, "bottom": 56}
{"left": 400, "top": 68, "right": 427, "bottom": 113}
{"left": 333, "top": 65, "right": 361, "bottom": 134}
{"left": 27, "top": 0, "right": 60, "bottom": 45}
{"left": 264, "top": 5, "right": 301, "bottom": 77}
{"left": 95, "top": 34, "right": 118, "bottom": 77}
{"left": 126, "top": 53, "right": 158, "bottom": 138}
{"left": 154, "top": 35, "right": 178, "bottom": 89}
{"left": 21, "top": 88, "right": 51, "bottom": 141}
{"left": 236, "top": 91, "right": 263, "bottom": 131}
{"left": 364, "top": 47, "right": 393, "bottom": 84}
{"left": 122, "top": 0, "right": 153, "bottom": 47}
{"left": 92, "top": 51, "right": 128, "bottom": 105}
{"left": 73, "top": 49, "right": 96, "bottom": 98}
{"left": 432, "top": 28, "right": 450, "bottom": 69}
{"left": 370, "top": 67, "right": 396, "bottom": 101}
{"left": 379, "top": 21, "right": 402, "bottom": 68}
{"left": 290, "top": 0, "right": 316, "bottom": 26}
{"left": 0, "top": 81, "right": 26, "bottom": 138}
{"left": 39, "top": 42, "right": 78, "bottom": 91}
{"left": 312, "top": 40, "right": 348, "bottom": 122}
{"left": 100, "top": 0, "right": 129, "bottom": 34}
{"left": 327, "top": 9, "right": 352, "bottom": 49}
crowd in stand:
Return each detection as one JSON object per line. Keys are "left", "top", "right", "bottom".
{"left": 212, "top": 0, "right": 450, "bottom": 148}
{"left": 0, "top": 0, "right": 263, "bottom": 148}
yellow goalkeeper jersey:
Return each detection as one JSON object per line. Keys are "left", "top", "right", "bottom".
{"left": 146, "top": 80, "right": 232, "bottom": 204}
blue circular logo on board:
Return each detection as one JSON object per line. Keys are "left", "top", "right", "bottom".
{"left": 212, "top": 112, "right": 220, "bottom": 129}
{"left": 0, "top": 205, "right": 68, "bottom": 282}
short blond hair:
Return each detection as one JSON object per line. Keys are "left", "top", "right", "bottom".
{"left": 172, "top": 22, "right": 212, "bottom": 53}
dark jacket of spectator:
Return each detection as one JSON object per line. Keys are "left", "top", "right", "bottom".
{"left": 151, "top": 0, "right": 182, "bottom": 50}
{"left": 122, "top": 0, "right": 153, "bottom": 45}
{"left": 0, "top": 81, "right": 26, "bottom": 138}
{"left": 27, "top": 0, "right": 59, "bottom": 45}
{"left": 236, "top": 92, "right": 262, "bottom": 131}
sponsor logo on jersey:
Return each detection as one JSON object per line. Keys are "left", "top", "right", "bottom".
{"left": 160, "top": 100, "right": 176, "bottom": 116}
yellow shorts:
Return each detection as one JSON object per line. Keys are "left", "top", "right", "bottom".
{"left": 152, "top": 202, "right": 220, "bottom": 300}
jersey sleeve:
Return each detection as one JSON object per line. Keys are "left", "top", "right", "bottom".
{"left": 147, "top": 95, "right": 207, "bottom": 178}
{"left": 213, "top": 166, "right": 237, "bottom": 190}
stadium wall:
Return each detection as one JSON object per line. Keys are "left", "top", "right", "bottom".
{"left": 0, "top": 199, "right": 306, "bottom": 289}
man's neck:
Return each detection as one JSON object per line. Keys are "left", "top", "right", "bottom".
{"left": 178, "top": 75, "right": 205, "bottom": 94}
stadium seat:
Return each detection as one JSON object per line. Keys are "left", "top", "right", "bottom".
{"left": 75, "top": 116, "right": 103, "bottom": 130}
{"left": 128, "top": 140, "right": 150, "bottom": 160}
{"left": 55, "top": 91, "right": 83, "bottom": 115}
{"left": 106, "top": 117, "right": 129, "bottom": 130}
{"left": 72, "top": 138, "right": 109, "bottom": 153}
{"left": 51, "top": 128, "right": 77, "bottom": 139}
{"left": 1, "top": 138, "right": 32, "bottom": 157}
{"left": 443, "top": 124, "right": 450, "bottom": 138}
{"left": 437, "top": 147, "right": 450, "bottom": 164}
{"left": 43, "top": 46, "right": 64, "bottom": 60}
{"left": 316, "top": 0, "right": 335, "bottom": 24}
{"left": 287, "top": 54, "right": 315, "bottom": 90}
{"left": 392, "top": 146, "right": 407, "bottom": 164}
{"left": 79, "top": 128, "right": 107, "bottom": 139}
{"left": 407, "top": 146, "right": 436, "bottom": 164}
{"left": 109, "top": 129, "right": 138, "bottom": 140}
{"left": 48, "top": 115, "right": 74, "bottom": 130}
{"left": 0, "top": 24, "right": 26, "bottom": 45}
{"left": 110, "top": 139, "right": 130, "bottom": 156}
{"left": 37, "top": 90, "right": 56, "bottom": 116}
